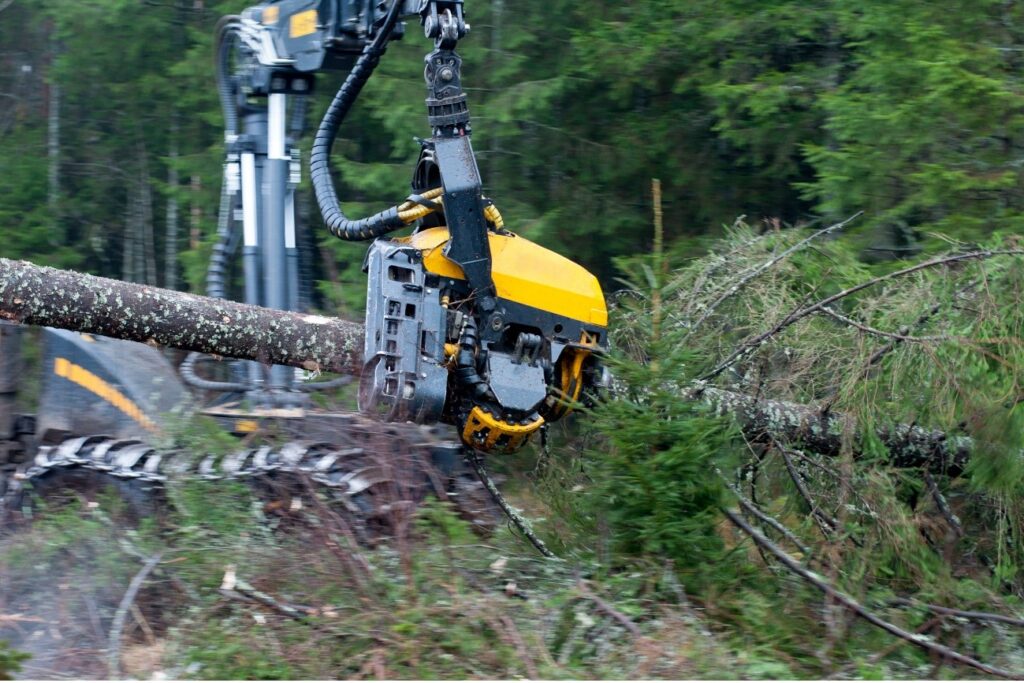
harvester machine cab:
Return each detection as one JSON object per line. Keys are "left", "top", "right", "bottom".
{"left": 0, "top": 324, "right": 189, "bottom": 500}
{"left": 35, "top": 329, "right": 189, "bottom": 444}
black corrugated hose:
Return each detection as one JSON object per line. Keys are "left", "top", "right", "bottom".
{"left": 310, "top": 0, "right": 408, "bottom": 241}
{"left": 215, "top": 15, "right": 241, "bottom": 139}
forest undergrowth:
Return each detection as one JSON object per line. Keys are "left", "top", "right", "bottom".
{"left": 4, "top": 220, "right": 1024, "bottom": 679}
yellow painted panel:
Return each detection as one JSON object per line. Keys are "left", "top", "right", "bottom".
{"left": 397, "top": 228, "right": 608, "bottom": 327}
{"left": 262, "top": 5, "right": 279, "bottom": 24}
{"left": 53, "top": 357, "right": 158, "bottom": 432}
{"left": 289, "top": 9, "right": 318, "bottom": 38}
{"left": 235, "top": 419, "right": 260, "bottom": 434}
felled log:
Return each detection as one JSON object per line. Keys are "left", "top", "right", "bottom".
{"left": 0, "top": 258, "right": 363, "bottom": 375}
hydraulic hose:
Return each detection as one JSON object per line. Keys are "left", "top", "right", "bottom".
{"left": 185, "top": 168, "right": 249, "bottom": 394}
{"left": 214, "top": 15, "right": 241, "bottom": 139}
{"left": 206, "top": 170, "right": 236, "bottom": 300}
{"left": 180, "top": 352, "right": 249, "bottom": 393}
{"left": 454, "top": 317, "right": 491, "bottom": 400}
{"left": 310, "top": 0, "right": 407, "bottom": 241}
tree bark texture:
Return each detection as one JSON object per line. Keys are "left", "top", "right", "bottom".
{"left": 0, "top": 258, "right": 981, "bottom": 474}
{"left": 0, "top": 258, "right": 363, "bottom": 375}
{"left": 691, "top": 385, "right": 972, "bottom": 475}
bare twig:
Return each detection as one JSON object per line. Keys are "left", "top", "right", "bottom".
{"left": 575, "top": 580, "right": 643, "bottom": 639}
{"left": 889, "top": 598, "right": 1024, "bottom": 628}
{"left": 702, "top": 249, "right": 1024, "bottom": 382}
{"left": 108, "top": 553, "right": 163, "bottom": 679}
{"left": 776, "top": 443, "right": 839, "bottom": 538}
{"left": 688, "top": 212, "right": 862, "bottom": 335}
{"left": 497, "top": 614, "right": 540, "bottom": 679}
{"left": 923, "top": 471, "right": 964, "bottom": 538}
{"left": 129, "top": 603, "right": 156, "bottom": 646}
{"left": 467, "top": 451, "right": 557, "bottom": 559}
{"left": 820, "top": 306, "right": 955, "bottom": 343}
{"left": 723, "top": 508, "right": 1023, "bottom": 679}
{"left": 219, "top": 567, "right": 319, "bottom": 620}
{"left": 722, "top": 476, "right": 813, "bottom": 558}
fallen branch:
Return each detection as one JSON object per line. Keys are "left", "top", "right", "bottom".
{"left": 467, "top": 451, "right": 557, "bottom": 559}
{"left": 575, "top": 580, "right": 643, "bottom": 639}
{"left": 689, "top": 212, "right": 862, "bottom": 336}
{"left": 723, "top": 475, "right": 813, "bottom": 558}
{"left": 777, "top": 443, "right": 839, "bottom": 537}
{"left": 820, "top": 306, "right": 954, "bottom": 344}
{"left": 723, "top": 508, "right": 1022, "bottom": 680}
{"left": 220, "top": 566, "right": 321, "bottom": 620}
{"left": 702, "top": 249, "right": 1024, "bottom": 382}
{"left": 107, "top": 553, "right": 163, "bottom": 679}
{"left": 496, "top": 614, "right": 540, "bottom": 679}
{"left": 889, "top": 598, "right": 1024, "bottom": 628}
{"left": 692, "top": 384, "right": 976, "bottom": 475}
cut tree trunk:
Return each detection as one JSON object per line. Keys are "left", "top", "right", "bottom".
{"left": 0, "top": 258, "right": 363, "bottom": 375}
{"left": 0, "top": 258, "right": 981, "bottom": 474}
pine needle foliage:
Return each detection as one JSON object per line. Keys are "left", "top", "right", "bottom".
{"left": 542, "top": 221, "right": 1024, "bottom": 677}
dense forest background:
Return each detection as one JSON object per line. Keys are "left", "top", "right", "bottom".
{"left": 3, "top": 0, "right": 1023, "bottom": 303}
{"left": 5, "top": 0, "right": 1024, "bottom": 679}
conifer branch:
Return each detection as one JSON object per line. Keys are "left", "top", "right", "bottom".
{"left": 702, "top": 249, "right": 1024, "bottom": 382}
{"left": 723, "top": 508, "right": 1023, "bottom": 680}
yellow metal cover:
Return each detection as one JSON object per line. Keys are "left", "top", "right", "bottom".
{"left": 397, "top": 228, "right": 608, "bottom": 327}
{"left": 289, "top": 9, "right": 318, "bottom": 38}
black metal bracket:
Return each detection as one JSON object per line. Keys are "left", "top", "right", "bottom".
{"left": 419, "top": 0, "right": 496, "bottom": 311}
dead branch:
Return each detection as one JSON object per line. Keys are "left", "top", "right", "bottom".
{"left": 889, "top": 598, "right": 1024, "bottom": 628}
{"left": 493, "top": 614, "right": 540, "bottom": 679}
{"left": 922, "top": 471, "right": 964, "bottom": 538}
{"left": 820, "top": 306, "right": 955, "bottom": 343}
{"left": 689, "top": 212, "right": 862, "bottom": 335}
{"left": 575, "top": 580, "right": 643, "bottom": 639}
{"left": 723, "top": 508, "right": 1023, "bottom": 679}
{"left": 702, "top": 249, "right": 1024, "bottom": 382}
{"left": 467, "top": 451, "right": 557, "bottom": 559}
{"left": 777, "top": 443, "right": 838, "bottom": 538}
{"left": 723, "top": 475, "right": 812, "bottom": 558}
{"left": 219, "top": 566, "right": 319, "bottom": 620}
{"left": 107, "top": 553, "right": 163, "bottom": 679}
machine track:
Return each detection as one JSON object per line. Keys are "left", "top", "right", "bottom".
{"left": 1, "top": 426, "right": 502, "bottom": 537}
